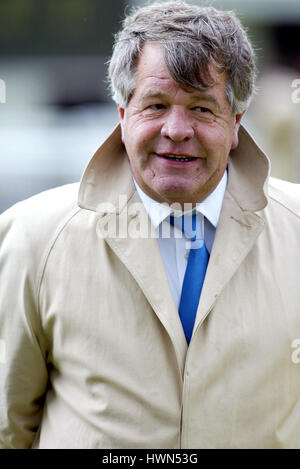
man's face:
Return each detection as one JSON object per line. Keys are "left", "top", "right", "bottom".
{"left": 118, "top": 42, "right": 244, "bottom": 206}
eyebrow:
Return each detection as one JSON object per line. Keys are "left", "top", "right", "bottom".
{"left": 141, "top": 89, "right": 222, "bottom": 112}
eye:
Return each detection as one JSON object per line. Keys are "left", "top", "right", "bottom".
{"left": 148, "top": 103, "right": 166, "bottom": 111}
{"left": 192, "top": 106, "right": 212, "bottom": 113}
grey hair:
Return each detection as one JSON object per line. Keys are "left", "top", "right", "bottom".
{"left": 108, "top": 1, "right": 257, "bottom": 115}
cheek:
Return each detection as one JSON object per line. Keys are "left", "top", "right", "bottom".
{"left": 126, "top": 121, "right": 160, "bottom": 152}
{"left": 202, "top": 126, "right": 233, "bottom": 157}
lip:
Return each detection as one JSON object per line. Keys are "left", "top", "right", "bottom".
{"left": 153, "top": 152, "right": 200, "bottom": 167}
{"left": 156, "top": 152, "right": 198, "bottom": 159}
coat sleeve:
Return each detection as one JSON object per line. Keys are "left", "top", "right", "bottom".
{"left": 0, "top": 204, "right": 49, "bottom": 449}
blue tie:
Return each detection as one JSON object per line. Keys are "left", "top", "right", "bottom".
{"left": 170, "top": 213, "right": 209, "bottom": 344}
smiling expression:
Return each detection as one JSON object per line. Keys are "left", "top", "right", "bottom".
{"left": 118, "top": 42, "right": 244, "bottom": 206}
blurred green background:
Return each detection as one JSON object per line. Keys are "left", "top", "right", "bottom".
{"left": 0, "top": 0, "right": 121, "bottom": 56}
{"left": 0, "top": 0, "right": 299, "bottom": 213}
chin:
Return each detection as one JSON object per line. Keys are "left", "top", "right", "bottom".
{"left": 156, "top": 187, "right": 197, "bottom": 205}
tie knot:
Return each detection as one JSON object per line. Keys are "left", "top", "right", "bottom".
{"left": 170, "top": 213, "right": 204, "bottom": 248}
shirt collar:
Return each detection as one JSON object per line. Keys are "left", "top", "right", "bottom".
{"left": 134, "top": 170, "right": 227, "bottom": 230}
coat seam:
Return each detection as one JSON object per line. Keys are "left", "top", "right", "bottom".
{"left": 36, "top": 207, "right": 82, "bottom": 328}
{"left": 268, "top": 195, "right": 300, "bottom": 219}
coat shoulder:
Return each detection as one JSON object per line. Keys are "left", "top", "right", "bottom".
{"left": 0, "top": 183, "right": 82, "bottom": 282}
{"left": 267, "top": 177, "right": 300, "bottom": 218}
{"left": 0, "top": 182, "right": 81, "bottom": 234}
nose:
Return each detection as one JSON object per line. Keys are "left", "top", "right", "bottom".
{"left": 161, "top": 107, "right": 194, "bottom": 142}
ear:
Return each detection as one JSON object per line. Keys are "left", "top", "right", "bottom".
{"left": 231, "top": 111, "right": 245, "bottom": 150}
{"left": 117, "top": 105, "right": 125, "bottom": 143}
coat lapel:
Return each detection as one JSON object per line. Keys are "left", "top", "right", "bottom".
{"left": 97, "top": 190, "right": 188, "bottom": 373}
{"left": 194, "top": 125, "right": 270, "bottom": 329}
{"left": 195, "top": 191, "right": 265, "bottom": 330}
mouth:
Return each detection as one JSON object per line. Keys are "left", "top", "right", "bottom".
{"left": 156, "top": 154, "right": 198, "bottom": 163}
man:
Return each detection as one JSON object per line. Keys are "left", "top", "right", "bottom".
{"left": 0, "top": 1, "right": 299, "bottom": 449}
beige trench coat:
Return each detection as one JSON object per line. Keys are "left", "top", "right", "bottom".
{"left": 0, "top": 125, "right": 300, "bottom": 449}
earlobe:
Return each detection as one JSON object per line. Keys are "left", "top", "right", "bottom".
{"left": 117, "top": 105, "right": 125, "bottom": 143}
{"left": 118, "top": 105, "right": 125, "bottom": 121}
{"left": 231, "top": 111, "right": 245, "bottom": 150}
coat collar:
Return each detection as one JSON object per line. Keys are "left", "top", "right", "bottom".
{"left": 78, "top": 125, "right": 134, "bottom": 214}
{"left": 78, "top": 123, "right": 270, "bottom": 215}
{"left": 227, "top": 125, "right": 270, "bottom": 212}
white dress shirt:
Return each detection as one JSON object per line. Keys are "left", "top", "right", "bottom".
{"left": 134, "top": 172, "right": 227, "bottom": 308}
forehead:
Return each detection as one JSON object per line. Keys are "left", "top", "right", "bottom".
{"left": 136, "top": 42, "right": 172, "bottom": 82}
{"left": 134, "top": 42, "right": 228, "bottom": 102}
